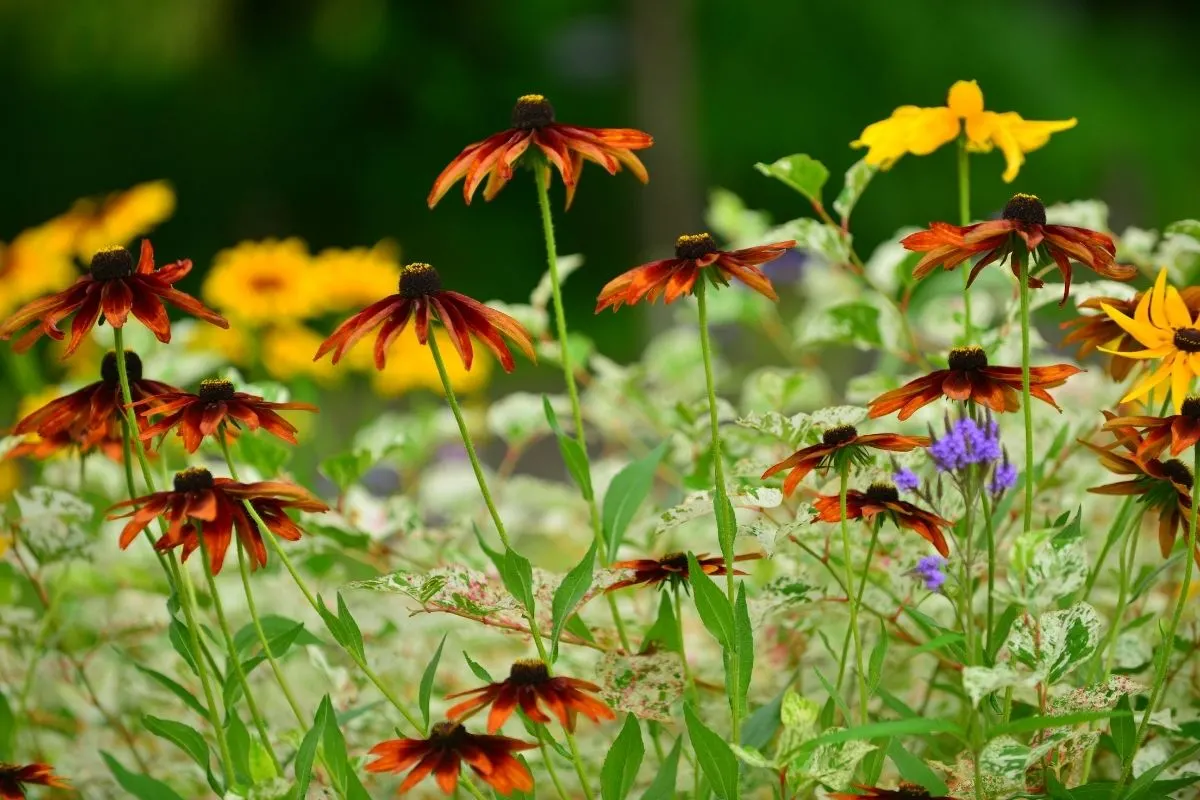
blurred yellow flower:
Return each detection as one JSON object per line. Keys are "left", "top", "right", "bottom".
{"left": 369, "top": 327, "right": 492, "bottom": 397}
{"left": 203, "top": 239, "right": 320, "bottom": 325}
{"left": 189, "top": 323, "right": 253, "bottom": 366}
{"left": 852, "top": 80, "right": 1076, "bottom": 182}
{"left": 311, "top": 241, "right": 402, "bottom": 313}
{"left": 0, "top": 462, "right": 18, "bottom": 503}
{"left": 262, "top": 324, "right": 342, "bottom": 385}
{"left": 0, "top": 218, "right": 80, "bottom": 317}
{"left": 66, "top": 180, "right": 176, "bottom": 259}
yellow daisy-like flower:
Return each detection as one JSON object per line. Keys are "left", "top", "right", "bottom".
{"left": 369, "top": 327, "right": 492, "bottom": 397}
{"left": 203, "top": 238, "right": 321, "bottom": 325}
{"left": 1102, "top": 268, "right": 1200, "bottom": 413}
{"left": 66, "top": 180, "right": 176, "bottom": 259}
{"left": 852, "top": 80, "right": 1077, "bottom": 182}
{"left": 0, "top": 219, "right": 79, "bottom": 317}
{"left": 311, "top": 241, "right": 403, "bottom": 314}
{"left": 262, "top": 324, "right": 342, "bottom": 385}
{"left": 0, "top": 462, "right": 19, "bottom": 504}
{"left": 188, "top": 323, "right": 253, "bottom": 366}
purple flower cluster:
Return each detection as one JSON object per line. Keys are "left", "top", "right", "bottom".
{"left": 930, "top": 418, "right": 1002, "bottom": 472}
{"left": 893, "top": 467, "right": 920, "bottom": 492}
{"left": 990, "top": 461, "right": 1018, "bottom": 494}
{"left": 914, "top": 555, "right": 946, "bottom": 592}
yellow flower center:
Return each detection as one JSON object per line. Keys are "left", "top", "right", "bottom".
{"left": 198, "top": 378, "right": 236, "bottom": 403}
{"left": 398, "top": 263, "right": 442, "bottom": 299}
{"left": 674, "top": 232, "right": 718, "bottom": 260}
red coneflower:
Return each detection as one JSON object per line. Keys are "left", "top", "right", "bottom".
{"left": 596, "top": 233, "right": 796, "bottom": 311}
{"left": 10, "top": 351, "right": 178, "bottom": 454}
{"left": 608, "top": 551, "right": 763, "bottom": 592}
{"left": 0, "top": 762, "right": 69, "bottom": 799}
{"left": 428, "top": 94, "right": 653, "bottom": 209}
{"left": 314, "top": 262, "right": 535, "bottom": 372}
{"left": 867, "top": 346, "right": 1082, "bottom": 421}
{"left": 366, "top": 722, "right": 536, "bottom": 796}
{"left": 134, "top": 377, "right": 319, "bottom": 453}
{"left": 1103, "top": 396, "right": 1200, "bottom": 460}
{"left": 902, "top": 193, "right": 1136, "bottom": 305}
{"left": 830, "top": 783, "right": 952, "bottom": 800}
{"left": 109, "top": 467, "right": 328, "bottom": 574}
{"left": 0, "top": 240, "right": 228, "bottom": 356}
{"left": 813, "top": 483, "right": 953, "bottom": 557}
{"left": 1061, "top": 288, "right": 1200, "bottom": 382}
{"left": 446, "top": 658, "right": 615, "bottom": 733}
{"left": 762, "top": 424, "right": 931, "bottom": 496}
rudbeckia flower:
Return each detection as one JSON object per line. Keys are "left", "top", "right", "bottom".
{"left": 830, "top": 784, "right": 952, "bottom": 800}
{"left": 813, "top": 483, "right": 953, "bottom": 557}
{"left": 867, "top": 346, "right": 1082, "bottom": 421}
{"left": 762, "top": 424, "right": 931, "bottom": 496}
{"left": 852, "top": 79, "right": 1076, "bottom": 182}
{"left": 0, "top": 762, "right": 70, "bottom": 799}
{"left": 134, "top": 378, "right": 319, "bottom": 453}
{"left": 63, "top": 180, "right": 176, "bottom": 260}
{"left": 1101, "top": 268, "right": 1200, "bottom": 413}
{"left": 1061, "top": 288, "right": 1200, "bottom": 381}
{"left": 902, "top": 193, "right": 1136, "bottom": 305}
{"left": 596, "top": 232, "right": 796, "bottom": 311}
{"left": 203, "top": 238, "right": 319, "bottom": 325}
{"left": 607, "top": 552, "right": 763, "bottom": 592}
{"left": 314, "top": 262, "right": 535, "bottom": 372}
{"left": 366, "top": 722, "right": 536, "bottom": 796}
{"left": 1104, "top": 396, "right": 1200, "bottom": 459}
{"left": 0, "top": 240, "right": 229, "bottom": 356}
{"left": 310, "top": 242, "right": 402, "bottom": 313}
{"left": 109, "top": 467, "right": 328, "bottom": 574}
{"left": 428, "top": 94, "right": 653, "bottom": 209}
{"left": 445, "top": 659, "right": 615, "bottom": 733}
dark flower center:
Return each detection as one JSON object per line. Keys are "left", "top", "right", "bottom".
{"left": 822, "top": 425, "right": 859, "bottom": 447}
{"left": 90, "top": 245, "right": 135, "bottom": 280}
{"left": 1183, "top": 396, "right": 1200, "bottom": 419}
{"left": 428, "top": 720, "right": 467, "bottom": 744}
{"left": 198, "top": 378, "right": 236, "bottom": 403}
{"left": 173, "top": 467, "right": 215, "bottom": 493}
{"left": 398, "top": 262, "right": 442, "bottom": 299}
{"left": 1161, "top": 459, "right": 1194, "bottom": 489}
{"left": 508, "top": 658, "right": 551, "bottom": 685}
{"left": 100, "top": 351, "right": 142, "bottom": 384}
{"left": 511, "top": 94, "right": 555, "bottom": 130}
{"left": 948, "top": 345, "right": 988, "bottom": 371}
{"left": 675, "top": 233, "right": 719, "bottom": 260}
{"left": 864, "top": 482, "right": 900, "bottom": 504}
{"left": 1001, "top": 193, "right": 1047, "bottom": 227}
{"left": 659, "top": 552, "right": 689, "bottom": 573}
{"left": 1173, "top": 328, "right": 1200, "bottom": 353}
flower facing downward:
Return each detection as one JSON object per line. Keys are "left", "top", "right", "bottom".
{"left": 365, "top": 722, "right": 536, "bottom": 796}
{"left": 867, "top": 346, "right": 1082, "bottom": 421}
{"left": 0, "top": 239, "right": 229, "bottom": 356}
{"left": 429, "top": 94, "right": 654, "bottom": 209}
{"left": 814, "top": 483, "right": 953, "bottom": 557}
{"left": 108, "top": 468, "right": 328, "bottom": 574}
{"left": 596, "top": 233, "right": 795, "bottom": 311}
{"left": 761, "top": 425, "right": 930, "bottom": 496}
{"left": 0, "top": 762, "right": 70, "bottom": 799}
{"left": 608, "top": 552, "right": 763, "bottom": 592}
{"left": 1101, "top": 268, "right": 1200, "bottom": 413}
{"left": 134, "top": 378, "right": 319, "bottom": 453}
{"left": 1104, "top": 396, "right": 1200, "bottom": 460}
{"left": 902, "top": 193, "right": 1135, "bottom": 305}
{"left": 314, "top": 263, "right": 535, "bottom": 372}
{"left": 445, "top": 659, "right": 615, "bottom": 733}
{"left": 831, "top": 783, "right": 953, "bottom": 800}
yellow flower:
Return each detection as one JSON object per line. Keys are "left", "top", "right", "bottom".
{"left": 0, "top": 462, "right": 18, "bottom": 504}
{"left": 189, "top": 323, "right": 253, "bottom": 366}
{"left": 203, "top": 239, "right": 321, "bottom": 325}
{"left": 852, "top": 80, "right": 1076, "bottom": 182}
{"left": 262, "top": 324, "right": 342, "bottom": 385}
{"left": 66, "top": 180, "right": 176, "bottom": 258}
{"left": 369, "top": 327, "right": 492, "bottom": 397}
{"left": 1102, "top": 268, "right": 1200, "bottom": 413}
{"left": 311, "top": 241, "right": 403, "bottom": 314}
{"left": 0, "top": 218, "right": 80, "bottom": 317}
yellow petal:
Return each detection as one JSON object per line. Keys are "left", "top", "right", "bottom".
{"left": 947, "top": 80, "right": 984, "bottom": 118}
{"left": 1002, "top": 116, "right": 1077, "bottom": 150}
{"left": 977, "top": 111, "right": 1076, "bottom": 182}
{"left": 1122, "top": 358, "right": 1175, "bottom": 403}
{"left": 1101, "top": 302, "right": 1168, "bottom": 348}
{"left": 907, "top": 107, "right": 959, "bottom": 155}
{"left": 851, "top": 106, "right": 925, "bottom": 168}
{"left": 1150, "top": 267, "right": 1170, "bottom": 329}
{"left": 1173, "top": 356, "right": 1194, "bottom": 413}
{"left": 986, "top": 117, "right": 1025, "bottom": 183}
{"left": 1190, "top": 352, "right": 1200, "bottom": 375}
{"left": 1165, "top": 284, "right": 1193, "bottom": 329}
{"left": 1097, "top": 344, "right": 1173, "bottom": 359}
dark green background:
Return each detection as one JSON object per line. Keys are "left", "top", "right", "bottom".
{"left": 2, "top": 0, "right": 1196, "bottom": 355}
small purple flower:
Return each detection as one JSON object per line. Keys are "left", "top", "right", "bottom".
{"left": 913, "top": 555, "right": 947, "bottom": 592}
{"left": 929, "top": 417, "right": 1002, "bottom": 472}
{"left": 990, "top": 461, "right": 1018, "bottom": 494}
{"left": 893, "top": 468, "right": 920, "bottom": 492}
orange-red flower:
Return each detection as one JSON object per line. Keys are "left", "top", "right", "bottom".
{"left": 0, "top": 762, "right": 69, "bottom": 799}
{"left": 902, "top": 193, "right": 1136, "bottom": 305}
{"left": 814, "top": 483, "right": 953, "bottom": 557}
{"left": 1103, "top": 396, "right": 1200, "bottom": 460}
{"left": 830, "top": 784, "right": 951, "bottom": 800}
{"left": 366, "top": 722, "right": 536, "bottom": 796}
{"left": 0, "top": 240, "right": 228, "bottom": 356}
{"left": 314, "top": 262, "right": 535, "bottom": 372}
{"left": 428, "top": 94, "right": 653, "bottom": 209}
{"left": 446, "top": 658, "right": 614, "bottom": 733}
{"left": 9, "top": 351, "right": 178, "bottom": 456}
{"left": 608, "top": 551, "right": 763, "bottom": 592}
{"left": 867, "top": 346, "right": 1082, "bottom": 421}
{"left": 762, "top": 424, "right": 931, "bottom": 496}
{"left": 109, "top": 467, "right": 327, "bottom": 574}
{"left": 596, "top": 233, "right": 795, "bottom": 311}
{"left": 134, "top": 378, "right": 318, "bottom": 453}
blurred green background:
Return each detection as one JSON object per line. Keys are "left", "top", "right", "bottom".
{"left": 1, "top": 0, "right": 1197, "bottom": 354}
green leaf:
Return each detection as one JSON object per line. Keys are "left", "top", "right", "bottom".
{"left": 687, "top": 553, "right": 734, "bottom": 650}
{"left": 639, "top": 736, "right": 682, "bottom": 800}
{"left": 224, "top": 622, "right": 309, "bottom": 707}
{"left": 419, "top": 634, "right": 448, "bottom": 727}
{"left": 1111, "top": 694, "right": 1135, "bottom": 766}
{"left": 543, "top": 396, "right": 593, "bottom": 500}
{"left": 715, "top": 493, "right": 738, "bottom": 563}
{"left": 732, "top": 583, "right": 754, "bottom": 715}
{"left": 142, "top": 714, "right": 213, "bottom": 788}
{"left": 0, "top": 691, "right": 14, "bottom": 761}
{"left": 550, "top": 541, "right": 597, "bottom": 662}
{"left": 168, "top": 618, "right": 199, "bottom": 675}
{"left": 1125, "top": 741, "right": 1200, "bottom": 799}
{"left": 323, "top": 696, "right": 352, "bottom": 792}
{"left": 133, "top": 664, "right": 210, "bottom": 719}
{"left": 463, "top": 651, "right": 494, "bottom": 683}
{"left": 833, "top": 158, "right": 877, "bottom": 222}
{"left": 101, "top": 752, "right": 187, "bottom": 800}
{"left": 910, "top": 632, "right": 965, "bottom": 657}
{"left": 740, "top": 683, "right": 786, "bottom": 750}
{"left": 317, "top": 593, "right": 366, "bottom": 660}
{"left": 639, "top": 593, "right": 681, "bottom": 655}
{"left": 784, "top": 718, "right": 965, "bottom": 763}
{"left": 684, "top": 704, "right": 740, "bottom": 799}
{"left": 886, "top": 739, "right": 949, "bottom": 795}
{"left": 601, "top": 715, "right": 645, "bottom": 800}
{"left": 336, "top": 592, "right": 365, "bottom": 660}
{"left": 602, "top": 442, "right": 668, "bottom": 555}
{"left": 1165, "top": 219, "right": 1200, "bottom": 241}
{"left": 320, "top": 449, "right": 376, "bottom": 492}
{"left": 294, "top": 695, "right": 332, "bottom": 800}
{"left": 754, "top": 154, "right": 829, "bottom": 205}
{"left": 233, "top": 615, "right": 322, "bottom": 655}
{"left": 225, "top": 708, "right": 252, "bottom": 786}
{"left": 797, "top": 301, "right": 883, "bottom": 350}
{"left": 501, "top": 546, "right": 536, "bottom": 616}
{"left": 868, "top": 618, "right": 888, "bottom": 694}
{"left": 237, "top": 432, "right": 291, "bottom": 478}
{"left": 989, "top": 709, "right": 1128, "bottom": 738}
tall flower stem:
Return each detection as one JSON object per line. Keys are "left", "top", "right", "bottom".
{"left": 535, "top": 728, "right": 572, "bottom": 800}
{"left": 836, "top": 466, "right": 869, "bottom": 725}
{"left": 1115, "top": 445, "right": 1200, "bottom": 796}
{"left": 1017, "top": 258, "right": 1035, "bottom": 533}
{"left": 673, "top": 584, "right": 697, "bottom": 702}
{"left": 957, "top": 137, "right": 973, "bottom": 343}
{"left": 980, "top": 490, "right": 999, "bottom": 659}
{"left": 532, "top": 165, "right": 634, "bottom": 654}
{"left": 1081, "top": 497, "right": 1136, "bottom": 603}
{"left": 235, "top": 540, "right": 305, "bottom": 722}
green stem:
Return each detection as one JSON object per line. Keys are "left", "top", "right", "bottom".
{"left": 236, "top": 540, "right": 305, "bottom": 722}
{"left": 1018, "top": 257, "right": 1035, "bottom": 534}
{"left": 981, "top": 490, "right": 998, "bottom": 661}
{"left": 1082, "top": 497, "right": 1137, "bottom": 604}
{"left": 837, "top": 467, "right": 869, "bottom": 725}
{"left": 535, "top": 728, "right": 572, "bottom": 800}
{"left": 563, "top": 726, "right": 597, "bottom": 800}
{"left": 957, "top": 136, "right": 973, "bottom": 344}
{"left": 961, "top": 477, "right": 977, "bottom": 666}
{"left": 532, "top": 165, "right": 633, "bottom": 655}
{"left": 673, "top": 583, "right": 697, "bottom": 702}
{"left": 1100, "top": 511, "right": 1142, "bottom": 681}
